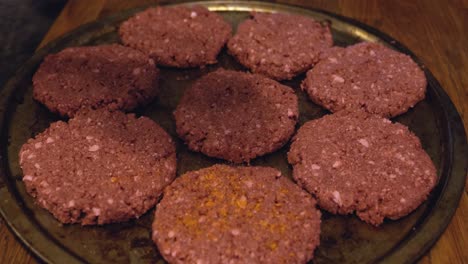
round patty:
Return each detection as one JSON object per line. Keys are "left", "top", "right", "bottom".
{"left": 33, "top": 44, "right": 159, "bottom": 117}
{"left": 288, "top": 111, "right": 437, "bottom": 226}
{"left": 152, "top": 164, "right": 321, "bottom": 264}
{"left": 119, "top": 5, "right": 232, "bottom": 68}
{"left": 19, "top": 109, "right": 176, "bottom": 225}
{"left": 301, "top": 42, "right": 427, "bottom": 117}
{"left": 174, "top": 69, "right": 298, "bottom": 163}
{"left": 227, "top": 12, "right": 333, "bottom": 80}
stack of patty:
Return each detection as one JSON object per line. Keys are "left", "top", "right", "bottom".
{"left": 20, "top": 4, "right": 438, "bottom": 264}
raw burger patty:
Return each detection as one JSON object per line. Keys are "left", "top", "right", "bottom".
{"left": 19, "top": 109, "right": 176, "bottom": 225}
{"left": 152, "top": 164, "right": 321, "bottom": 264}
{"left": 174, "top": 69, "right": 298, "bottom": 163}
{"left": 228, "top": 12, "right": 333, "bottom": 80}
{"left": 119, "top": 5, "right": 231, "bottom": 68}
{"left": 301, "top": 42, "right": 427, "bottom": 117}
{"left": 288, "top": 111, "right": 437, "bottom": 226}
{"left": 33, "top": 44, "right": 159, "bottom": 117}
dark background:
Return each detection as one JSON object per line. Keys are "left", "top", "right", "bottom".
{"left": 0, "top": 0, "right": 65, "bottom": 87}
{"left": 0, "top": 2, "right": 64, "bottom": 262}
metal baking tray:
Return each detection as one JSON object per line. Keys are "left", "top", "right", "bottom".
{"left": 0, "top": 1, "right": 466, "bottom": 263}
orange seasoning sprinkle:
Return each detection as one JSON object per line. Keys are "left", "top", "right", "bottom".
{"left": 110, "top": 177, "right": 118, "bottom": 183}
{"left": 204, "top": 200, "right": 215, "bottom": 207}
{"left": 219, "top": 207, "right": 228, "bottom": 217}
{"left": 254, "top": 203, "right": 261, "bottom": 211}
{"left": 182, "top": 215, "right": 198, "bottom": 229}
{"left": 236, "top": 195, "right": 247, "bottom": 209}
{"left": 268, "top": 242, "right": 278, "bottom": 250}
{"left": 203, "top": 172, "right": 215, "bottom": 180}
{"left": 183, "top": 167, "right": 294, "bottom": 241}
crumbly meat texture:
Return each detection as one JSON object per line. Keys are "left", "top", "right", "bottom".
{"left": 152, "top": 165, "right": 321, "bottom": 264}
{"left": 302, "top": 42, "right": 427, "bottom": 117}
{"left": 33, "top": 44, "right": 159, "bottom": 117}
{"left": 19, "top": 109, "right": 176, "bottom": 225}
{"left": 174, "top": 69, "right": 298, "bottom": 163}
{"left": 288, "top": 111, "right": 437, "bottom": 226}
{"left": 227, "top": 12, "right": 333, "bottom": 80}
{"left": 119, "top": 5, "right": 232, "bottom": 68}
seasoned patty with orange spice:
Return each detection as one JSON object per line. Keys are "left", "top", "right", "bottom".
{"left": 152, "top": 165, "right": 321, "bottom": 264}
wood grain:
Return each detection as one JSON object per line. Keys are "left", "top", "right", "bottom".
{"left": 2, "top": 0, "right": 467, "bottom": 263}
{"left": 37, "top": 0, "right": 107, "bottom": 49}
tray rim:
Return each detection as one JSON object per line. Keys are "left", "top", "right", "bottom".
{"left": 0, "top": 1, "right": 466, "bottom": 263}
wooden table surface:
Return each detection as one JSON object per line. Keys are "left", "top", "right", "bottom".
{"left": 1, "top": 0, "right": 467, "bottom": 263}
